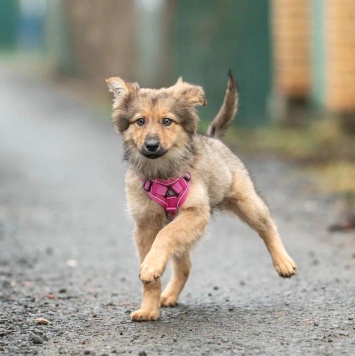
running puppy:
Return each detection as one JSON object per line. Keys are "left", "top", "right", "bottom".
{"left": 106, "top": 72, "right": 296, "bottom": 321}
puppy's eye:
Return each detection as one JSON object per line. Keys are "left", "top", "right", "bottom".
{"left": 162, "top": 118, "right": 172, "bottom": 126}
{"left": 136, "top": 118, "right": 145, "bottom": 126}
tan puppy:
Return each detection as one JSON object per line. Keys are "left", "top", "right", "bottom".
{"left": 106, "top": 72, "right": 296, "bottom": 321}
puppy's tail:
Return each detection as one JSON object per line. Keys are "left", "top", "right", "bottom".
{"left": 207, "top": 70, "right": 238, "bottom": 138}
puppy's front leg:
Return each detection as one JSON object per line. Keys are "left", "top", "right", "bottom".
{"left": 139, "top": 205, "right": 210, "bottom": 284}
{"left": 131, "top": 224, "right": 162, "bottom": 321}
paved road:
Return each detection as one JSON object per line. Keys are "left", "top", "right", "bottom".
{"left": 0, "top": 64, "right": 354, "bottom": 355}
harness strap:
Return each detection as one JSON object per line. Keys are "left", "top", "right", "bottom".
{"left": 142, "top": 173, "right": 191, "bottom": 220}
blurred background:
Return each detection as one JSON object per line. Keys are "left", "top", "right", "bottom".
{"left": 1, "top": 0, "right": 354, "bottom": 224}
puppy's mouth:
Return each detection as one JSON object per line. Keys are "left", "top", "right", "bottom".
{"left": 140, "top": 149, "right": 167, "bottom": 160}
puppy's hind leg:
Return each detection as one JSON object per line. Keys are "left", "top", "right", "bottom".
{"left": 227, "top": 171, "right": 296, "bottom": 278}
{"left": 161, "top": 251, "right": 191, "bottom": 307}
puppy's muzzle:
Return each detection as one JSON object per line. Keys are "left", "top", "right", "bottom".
{"left": 145, "top": 139, "right": 160, "bottom": 153}
{"left": 141, "top": 139, "right": 167, "bottom": 159}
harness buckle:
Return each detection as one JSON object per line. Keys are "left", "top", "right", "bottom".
{"left": 143, "top": 180, "right": 152, "bottom": 191}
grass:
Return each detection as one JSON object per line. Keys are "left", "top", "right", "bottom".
{"left": 221, "top": 118, "right": 355, "bottom": 196}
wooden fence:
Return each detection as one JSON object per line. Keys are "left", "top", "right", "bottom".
{"left": 271, "top": 0, "right": 311, "bottom": 99}
{"left": 325, "top": 0, "right": 355, "bottom": 112}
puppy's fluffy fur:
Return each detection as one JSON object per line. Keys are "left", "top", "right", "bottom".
{"left": 107, "top": 72, "right": 296, "bottom": 321}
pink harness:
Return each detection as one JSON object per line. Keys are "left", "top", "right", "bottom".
{"left": 142, "top": 172, "right": 191, "bottom": 221}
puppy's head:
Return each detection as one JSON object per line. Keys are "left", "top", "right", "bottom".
{"left": 106, "top": 76, "right": 206, "bottom": 163}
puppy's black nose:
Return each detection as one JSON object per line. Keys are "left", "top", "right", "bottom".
{"left": 145, "top": 140, "right": 160, "bottom": 152}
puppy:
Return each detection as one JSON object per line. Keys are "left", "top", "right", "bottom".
{"left": 106, "top": 72, "right": 296, "bottom": 321}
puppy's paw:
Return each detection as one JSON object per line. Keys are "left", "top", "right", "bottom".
{"left": 139, "top": 256, "right": 165, "bottom": 284}
{"left": 160, "top": 294, "right": 178, "bottom": 307}
{"left": 273, "top": 255, "right": 297, "bottom": 278}
{"left": 131, "top": 308, "right": 159, "bottom": 321}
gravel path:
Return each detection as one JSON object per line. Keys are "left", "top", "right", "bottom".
{"left": 0, "top": 64, "right": 354, "bottom": 355}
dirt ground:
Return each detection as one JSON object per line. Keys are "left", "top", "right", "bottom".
{"left": 0, "top": 63, "right": 354, "bottom": 355}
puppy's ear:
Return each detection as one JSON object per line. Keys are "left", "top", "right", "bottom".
{"left": 106, "top": 76, "right": 140, "bottom": 104}
{"left": 106, "top": 77, "right": 139, "bottom": 133}
{"left": 171, "top": 77, "right": 207, "bottom": 107}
